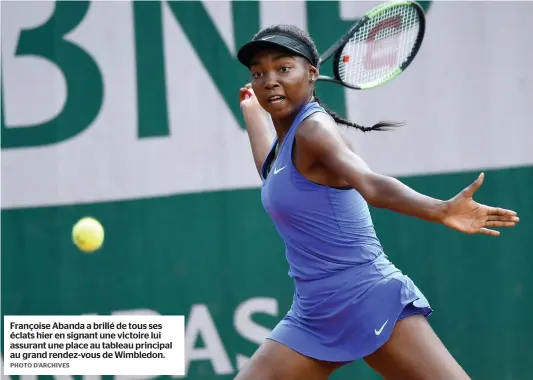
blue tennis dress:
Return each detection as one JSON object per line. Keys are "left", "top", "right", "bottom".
{"left": 260, "top": 102, "right": 432, "bottom": 362}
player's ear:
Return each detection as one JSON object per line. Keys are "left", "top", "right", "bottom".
{"left": 309, "top": 65, "right": 318, "bottom": 83}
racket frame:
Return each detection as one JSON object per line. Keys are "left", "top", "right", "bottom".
{"left": 316, "top": 0, "right": 426, "bottom": 90}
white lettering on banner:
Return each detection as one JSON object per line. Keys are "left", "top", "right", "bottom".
{"left": 182, "top": 305, "right": 234, "bottom": 375}
{"left": 1, "top": 1, "right": 532, "bottom": 209}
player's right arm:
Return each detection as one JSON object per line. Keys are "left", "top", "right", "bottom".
{"left": 297, "top": 113, "right": 519, "bottom": 236}
{"left": 239, "top": 85, "right": 274, "bottom": 176}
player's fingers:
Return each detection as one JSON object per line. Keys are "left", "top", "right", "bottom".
{"left": 488, "top": 215, "right": 520, "bottom": 222}
{"left": 245, "top": 83, "right": 252, "bottom": 89}
{"left": 479, "top": 228, "right": 500, "bottom": 237}
{"left": 489, "top": 207, "right": 517, "bottom": 217}
{"left": 484, "top": 221, "right": 517, "bottom": 227}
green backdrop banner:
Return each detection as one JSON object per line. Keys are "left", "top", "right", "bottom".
{"left": 2, "top": 167, "right": 532, "bottom": 379}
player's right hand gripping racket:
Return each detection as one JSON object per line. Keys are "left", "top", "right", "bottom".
{"left": 317, "top": 0, "right": 426, "bottom": 90}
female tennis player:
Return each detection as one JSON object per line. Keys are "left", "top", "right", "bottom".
{"left": 234, "top": 24, "right": 519, "bottom": 380}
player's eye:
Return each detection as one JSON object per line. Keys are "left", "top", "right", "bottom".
{"left": 251, "top": 72, "right": 262, "bottom": 79}
{"left": 280, "top": 66, "right": 291, "bottom": 73}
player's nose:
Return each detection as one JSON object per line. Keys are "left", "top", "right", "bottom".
{"left": 263, "top": 72, "right": 280, "bottom": 90}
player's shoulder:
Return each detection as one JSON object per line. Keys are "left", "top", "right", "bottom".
{"left": 297, "top": 111, "right": 339, "bottom": 143}
{"left": 296, "top": 111, "right": 353, "bottom": 153}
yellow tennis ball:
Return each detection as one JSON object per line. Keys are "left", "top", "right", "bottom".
{"left": 72, "top": 217, "right": 104, "bottom": 252}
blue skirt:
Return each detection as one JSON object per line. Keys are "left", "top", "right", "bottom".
{"left": 268, "top": 253, "right": 432, "bottom": 362}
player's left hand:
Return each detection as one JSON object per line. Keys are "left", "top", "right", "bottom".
{"left": 239, "top": 83, "right": 260, "bottom": 109}
{"left": 441, "top": 173, "right": 520, "bottom": 236}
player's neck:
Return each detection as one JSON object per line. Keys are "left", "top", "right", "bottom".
{"left": 271, "top": 118, "right": 292, "bottom": 143}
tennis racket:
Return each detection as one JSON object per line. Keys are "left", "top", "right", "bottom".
{"left": 317, "top": 0, "right": 426, "bottom": 90}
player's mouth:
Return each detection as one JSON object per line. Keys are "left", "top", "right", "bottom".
{"left": 268, "top": 95, "right": 285, "bottom": 104}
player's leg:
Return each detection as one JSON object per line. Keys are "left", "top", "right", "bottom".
{"left": 364, "top": 314, "right": 470, "bottom": 380}
{"left": 234, "top": 339, "right": 345, "bottom": 380}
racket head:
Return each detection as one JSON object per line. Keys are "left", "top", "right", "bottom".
{"left": 330, "top": 0, "right": 426, "bottom": 90}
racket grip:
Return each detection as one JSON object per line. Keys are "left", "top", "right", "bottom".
{"left": 243, "top": 89, "right": 252, "bottom": 100}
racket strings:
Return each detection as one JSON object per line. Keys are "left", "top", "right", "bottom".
{"left": 338, "top": 5, "right": 420, "bottom": 87}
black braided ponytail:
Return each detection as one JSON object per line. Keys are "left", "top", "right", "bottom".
{"left": 313, "top": 93, "right": 403, "bottom": 132}
{"left": 254, "top": 24, "right": 403, "bottom": 132}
